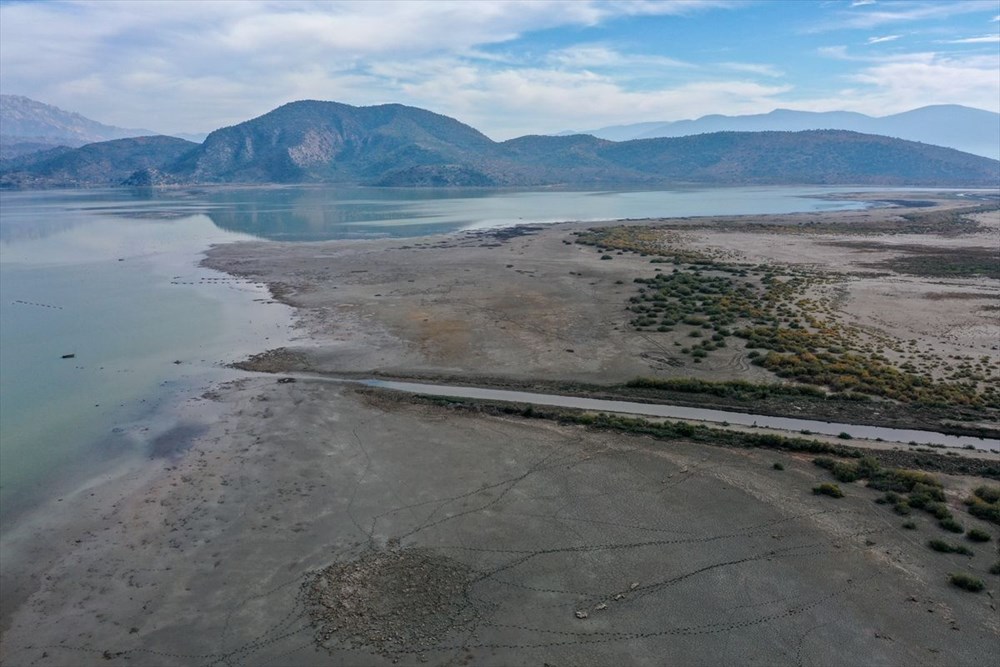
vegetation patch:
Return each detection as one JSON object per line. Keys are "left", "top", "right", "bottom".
{"left": 965, "top": 486, "right": 1000, "bottom": 526}
{"left": 833, "top": 242, "right": 1000, "bottom": 280}
{"left": 575, "top": 225, "right": 999, "bottom": 410}
{"left": 966, "top": 528, "right": 992, "bottom": 543}
{"left": 812, "top": 483, "right": 844, "bottom": 498}
{"left": 928, "top": 539, "right": 973, "bottom": 556}
{"left": 948, "top": 572, "right": 985, "bottom": 592}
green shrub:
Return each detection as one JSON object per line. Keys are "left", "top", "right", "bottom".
{"left": 902, "top": 521, "right": 917, "bottom": 530}
{"left": 927, "top": 539, "right": 973, "bottom": 556}
{"left": 966, "top": 528, "right": 992, "bottom": 542}
{"left": 989, "top": 561, "right": 1000, "bottom": 575}
{"left": 939, "top": 518, "right": 964, "bottom": 533}
{"left": 949, "top": 572, "right": 984, "bottom": 592}
{"left": 973, "top": 486, "right": 1000, "bottom": 504}
{"left": 837, "top": 432, "right": 853, "bottom": 440}
{"left": 772, "top": 462, "right": 785, "bottom": 471}
{"left": 926, "top": 502, "right": 953, "bottom": 521}
{"left": 965, "top": 488, "right": 1000, "bottom": 526}
{"left": 813, "top": 483, "right": 844, "bottom": 498}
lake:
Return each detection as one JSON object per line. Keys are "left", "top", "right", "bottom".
{"left": 0, "top": 184, "right": 880, "bottom": 526}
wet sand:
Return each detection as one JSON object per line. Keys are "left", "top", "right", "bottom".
{"left": 2, "top": 195, "right": 998, "bottom": 666}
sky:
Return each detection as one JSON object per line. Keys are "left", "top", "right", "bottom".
{"left": 1, "top": 0, "right": 998, "bottom": 139}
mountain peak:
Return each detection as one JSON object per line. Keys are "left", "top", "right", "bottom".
{"left": 3, "top": 100, "right": 996, "bottom": 189}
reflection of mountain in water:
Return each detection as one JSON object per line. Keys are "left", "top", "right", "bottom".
{"left": 0, "top": 212, "right": 88, "bottom": 243}
{"left": 1, "top": 187, "right": 208, "bottom": 243}
{"left": 202, "top": 187, "right": 483, "bottom": 241}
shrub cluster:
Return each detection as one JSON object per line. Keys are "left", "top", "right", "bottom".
{"left": 949, "top": 572, "right": 985, "bottom": 592}
{"left": 927, "top": 539, "right": 973, "bottom": 556}
{"left": 813, "top": 483, "right": 844, "bottom": 498}
{"left": 965, "top": 486, "right": 1000, "bottom": 526}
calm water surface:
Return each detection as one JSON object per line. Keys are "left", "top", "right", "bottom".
{"left": 0, "top": 185, "right": 888, "bottom": 525}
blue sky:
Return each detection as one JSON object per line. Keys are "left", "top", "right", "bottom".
{"left": 1, "top": 0, "right": 997, "bottom": 139}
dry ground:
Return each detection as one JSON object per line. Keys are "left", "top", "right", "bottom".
{"left": 202, "top": 200, "right": 999, "bottom": 388}
{"left": 1, "top": 379, "right": 997, "bottom": 666}
{"left": 3, "top": 196, "right": 998, "bottom": 667}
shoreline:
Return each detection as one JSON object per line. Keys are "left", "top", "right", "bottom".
{"left": 208, "top": 194, "right": 1000, "bottom": 438}
{"left": 3, "top": 191, "right": 999, "bottom": 665}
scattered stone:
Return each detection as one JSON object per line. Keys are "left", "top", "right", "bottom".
{"left": 629, "top": 582, "right": 639, "bottom": 590}
{"left": 595, "top": 602, "right": 608, "bottom": 611}
{"left": 575, "top": 610, "right": 589, "bottom": 619}
{"left": 305, "top": 548, "right": 474, "bottom": 660}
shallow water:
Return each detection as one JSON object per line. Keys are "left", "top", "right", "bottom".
{"left": 0, "top": 184, "right": 945, "bottom": 525}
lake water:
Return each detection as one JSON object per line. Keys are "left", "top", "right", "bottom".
{"left": 0, "top": 184, "right": 905, "bottom": 526}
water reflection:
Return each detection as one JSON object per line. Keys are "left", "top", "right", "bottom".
{"left": 4, "top": 185, "right": 879, "bottom": 245}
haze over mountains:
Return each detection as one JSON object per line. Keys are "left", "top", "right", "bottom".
{"left": 0, "top": 95, "right": 205, "bottom": 159}
{"left": 565, "top": 106, "right": 1000, "bottom": 161}
{"left": 1, "top": 99, "right": 997, "bottom": 189}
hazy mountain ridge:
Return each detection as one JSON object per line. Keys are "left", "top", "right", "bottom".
{"left": 0, "top": 136, "right": 197, "bottom": 189}
{"left": 567, "top": 105, "right": 1000, "bottom": 160}
{"left": 1, "top": 100, "right": 997, "bottom": 189}
{"left": 0, "top": 95, "right": 206, "bottom": 159}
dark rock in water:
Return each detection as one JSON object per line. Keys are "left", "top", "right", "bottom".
{"left": 277, "top": 377, "right": 297, "bottom": 384}
{"left": 61, "top": 353, "right": 75, "bottom": 359}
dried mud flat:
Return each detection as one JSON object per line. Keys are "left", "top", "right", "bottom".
{"left": 202, "top": 196, "right": 999, "bottom": 389}
{"left": 2, "top": 194, "right": 999, "bottom": 666}
{"left": 2, "top": 380, "right": 998, "bottom": 666}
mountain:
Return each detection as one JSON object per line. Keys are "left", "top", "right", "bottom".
{"left": 570, "top": 106, "right": 1000, "bottom": 160}
{"left": 1, "top": 100, "right": 997, "bottom": 189}
{"left": 166, "top": 100, "right": 519, "bottom": 186}
{"left": 0, "top": 95, "right": 159, "bottom": 153}
{"left": 0, "top": 95, "right": 207, "bottom": 159}
{"left": 0, "top": 136, "right": 198, "bottom": 188}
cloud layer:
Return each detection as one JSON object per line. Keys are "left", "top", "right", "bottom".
{"left": 1, "top": 0, "right": 997, "bottom": 137}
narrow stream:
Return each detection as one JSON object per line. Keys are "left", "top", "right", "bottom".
{"left": 348, "top": 379, "right": 1000, "bottom": 452}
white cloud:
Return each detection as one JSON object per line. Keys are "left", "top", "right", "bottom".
{"left": 943, "top": 34, "right": 1000, "bottom": 43}
{"left": 392, "top": 63, "right": 792, "bottom": 138}
{"left": 0, "top": 0, "right": 995, "bottom": 140}
{"left": 851, "top": 1, "right": 877, "bottom": 6}
{"left": 817, "top": 1, "right": 996, "bottom": 31}
{"left": 0, "top": 0, "right": 736, "bottom": 133}
{"left": 546, "top": 45, "right": 693, "bottom": 70}
{"left": 866, "top": 35, "right": 901, "bottom": 44}
{"left": 791, "top": 51, "right": 1000, "bottom": 115}
{"left": 718, "top": 62, "right": 785, "bottom": 77}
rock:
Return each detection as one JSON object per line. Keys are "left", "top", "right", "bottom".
{"left": 575, "top": 610, "right": 589, "bottom": 619}
{"left": 61, "top": 353, "right": 75, "bottom": 359}
{"left": 595, "top": 603, "right": 607, "bottom": 611}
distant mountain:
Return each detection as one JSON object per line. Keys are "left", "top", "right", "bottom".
{"left": 0, "top": 136, "right": 197, "bottom": 188}
{"left": 569, "top": 106, "right": 1000, "bottom": 160}
{"left": 0, "top": 95, "right": 206, "bottom": 159}
{"left": 166, "top": 100, "right": 519, "bottom": 186}
{"left": 1, "top": 100, "right": 997, "bottom": 189}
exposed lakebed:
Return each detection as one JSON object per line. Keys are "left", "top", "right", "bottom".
{"left": 0, "top": 184, "right": 929, "bottom": 524}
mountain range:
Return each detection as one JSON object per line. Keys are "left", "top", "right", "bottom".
{"left": 0, "top": 95, "right": 205, "bottom": 159}
{"left": 565, "top": 106, "right": 1000, "bottom": 161}
{"left": 1, "top": 99, "right": 997, "bottom": 189}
